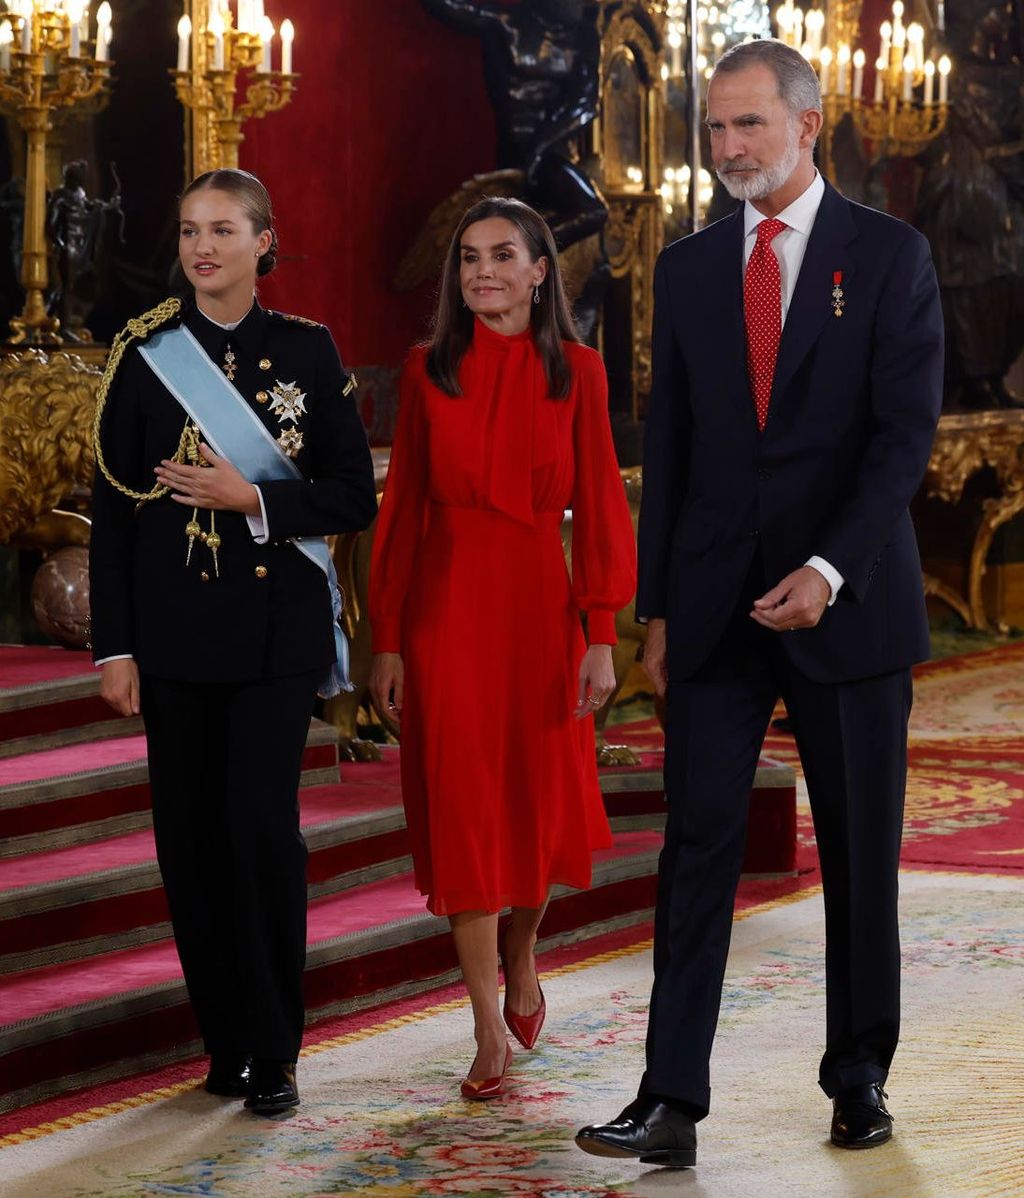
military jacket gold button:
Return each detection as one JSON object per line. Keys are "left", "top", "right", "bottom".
{"left": 255, "top": 565, "right": 268, "bottom": 579}
{"left": 256, "top": 390, "right": 269, "bottom": 404}
{"left": 200, "top": 571, "right": 210, "bottom": 582}
{"left": 259, "top": 358, "right": 272, "bottom": 371}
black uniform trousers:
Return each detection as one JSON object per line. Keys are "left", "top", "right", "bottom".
{"left": 641, "top": 557, "right": 911, "bottom": 1117}
{"left": 141, "top": 668, "right": 321, "bottom": 1063}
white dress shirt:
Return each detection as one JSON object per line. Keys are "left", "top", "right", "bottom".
{"left": 743, "top": 171, "right": 844, "bottom": 605}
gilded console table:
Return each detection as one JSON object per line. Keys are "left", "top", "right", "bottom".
{"left": 924, "top": 409, "right": 1024, "bottom": 633}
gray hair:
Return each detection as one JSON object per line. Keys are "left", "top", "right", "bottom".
{"left": 712, "top": 38, "right": 822, "bottom": 117}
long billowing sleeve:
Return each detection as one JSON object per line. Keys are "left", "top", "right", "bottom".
{"left": 570, "top": 348, "right": 637, "bottom": 645}
{"left": 368, "top": 352, "right": 430, "bottom": 653}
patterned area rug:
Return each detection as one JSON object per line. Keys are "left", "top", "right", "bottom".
{"left": 1, "top": 873, "right": 1021, "bottom": 1197}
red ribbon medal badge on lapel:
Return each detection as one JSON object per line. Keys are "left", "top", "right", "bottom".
{"left": 832, "top": 270, "right": 845, "bottom": 318}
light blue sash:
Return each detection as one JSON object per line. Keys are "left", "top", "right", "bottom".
{"left": 138, "top": 324, "right": 353, "bottom": 697}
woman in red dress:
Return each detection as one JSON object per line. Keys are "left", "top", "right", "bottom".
{"left": 369, "top": 198, "right": 635, "bottom": 1097}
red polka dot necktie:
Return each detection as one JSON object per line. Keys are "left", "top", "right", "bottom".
{"left": 744, "top": 217, "right": 787, "bottom": 432}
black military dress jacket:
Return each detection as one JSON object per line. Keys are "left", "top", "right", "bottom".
{"left": 89, "top": 299, "right": 377, "bottom": 683}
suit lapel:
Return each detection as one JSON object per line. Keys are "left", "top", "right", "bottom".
{"left": 769, "top": 182, "right": 859, "bottom": 414}
{"left": 705, "top": 206, "right": 756, "bottom": 429}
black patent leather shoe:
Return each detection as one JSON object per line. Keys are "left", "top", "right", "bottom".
{"left": 576, "top": 1095, "right": 697, "bottom": 1168}
{"left": 204, "top": 1053, "right": 251, "bottom": 1098}
{"left": 831, "top": 1082, "right": 894, "bottom": 1148}
{"left": 244, "top": 1059, "right": 300, "bottom": 1115}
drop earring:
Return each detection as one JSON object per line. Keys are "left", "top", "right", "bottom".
{"left": 533, "top": 285, "right": 541, "bottom": 305}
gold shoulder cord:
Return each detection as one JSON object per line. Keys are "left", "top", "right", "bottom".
{"left": 91, "top": 296, "right": 192, "bottom": 508}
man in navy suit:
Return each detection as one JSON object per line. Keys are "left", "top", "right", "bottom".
{"left": 577, "top": 39, "right": 943, "bottom": 1167}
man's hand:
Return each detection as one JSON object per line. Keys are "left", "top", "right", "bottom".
{"left": 576, "top": 644, "right": 616, "bottom": 719}
{"left": 100, "top": 658, "right": 140, "bottom": 717}
{"left": 641, "top": 618, "right": 668, "bottom": 697}
{"left": 751, "top": 566, "right": 830, "bottom": 632}
{"left": 369, "top": 652, "right": 404, "bottom": 724}
{"left": 154, "top": 443, "right": 260, "bottom": 514}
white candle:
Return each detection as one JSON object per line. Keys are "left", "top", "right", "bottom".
{"left": 255, "top": 0, "right": 265, "bottom": 26}
{"left": 238, "top": 0, "right": 250, "bottom": 33}
{"left": 776, "top": 4, "right": 793, "bottom": 43}
{"left": 907, "top": 23, "right": 923, "bottom": 72}
{"left": 280, "top": 17, "right": 293, "bottom": 74}
{"left": 938, "top": 54, "right": 950, "bottom": 104}
{"left": 818, "top": 44, "right": 832, "bottom": 95}
{"left": 68, "top": 0, "right": 84, "bottom": 55}
{"left": 902, "top": 53, "right": 913, "bottom": 101}
{"left": 209, "top": 9, "right": 225, "bottom": 69}
{"left": 792, "top": 6, "right": 803, "bottom": 49}
{"left": 879, "top": 20, "right": 891, "bottom": 67}
{"left": 874, "top": 57, "right": 885, "bottom": 102}
{"left": 923, "top": 59, "right": 935, "bottom": 105}
{"left": 20, "top": 5, "right": 31, "bottom": 54}
{"left": 852, "top": 49, "right": 865, "bottom": 100}
{"left": 892, "top": 0, "right": 904, "bottom": 46}
{"left": 176, "top": 13, "right": 190, "bottom": 71}
{"left": 937, "top": 1, "right": 945, "bottom": 31}
{"left": 837, "top": 43, "right": 850, "bottom": 95}
{"left": 0, "top": 20, "right": 12, "bottom": 70}
{"left": 95, "top": 0, "right": 110, "bottom": 60}
{"left": 259, "top": 14, "right": 273, "bottom": 71}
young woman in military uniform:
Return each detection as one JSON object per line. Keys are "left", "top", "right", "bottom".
{"left": 89, "top": 169, "right": 376, "bottom": 1115}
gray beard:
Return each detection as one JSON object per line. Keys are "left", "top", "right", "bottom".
{"left": 716, "top": 135, "right": 802, "bottom": 201}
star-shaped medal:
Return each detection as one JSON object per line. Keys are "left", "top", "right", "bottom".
{"left": 268, "top": 379, "right": 307, "bottom": 424}
{"left": 277, "top": 426, "right": 304, "bottom": 458}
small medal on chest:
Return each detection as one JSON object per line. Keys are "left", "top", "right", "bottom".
{"left": 222, "top": 343, "right": 238, "bottom": 382}
{"left": 268, "top": 379, "right": 306, "bottom": 457}
{"left": 831, "top": 270, "right": 845, "bottom": 318}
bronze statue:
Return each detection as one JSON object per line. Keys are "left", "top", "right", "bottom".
{"left": 915, "top": 1, "right": 1024, "bottom": 409}
{"left": 421, "top": 0, "right": 608, "bottom": 252}
{"left": 45, "top": 160, "right": 125, "bottom": 343}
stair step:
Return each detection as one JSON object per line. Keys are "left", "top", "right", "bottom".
{"left": 0, "top": 719, "right": 342, "bottom": 858}
{"left": 0, "top": 774, "right": 409, "bottom": 973}
{"left": 0, "top": 830, "right": 661, "bottom": 1114}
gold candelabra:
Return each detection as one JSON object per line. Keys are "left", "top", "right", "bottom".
{"left": 776, "top": 0, "right": 951, "bottom": 179}
{"left": 0, "top": 0, "right": 113, "bottom": 345}
{"left": 172, "top": 1, "right": 297, "bottom": 174}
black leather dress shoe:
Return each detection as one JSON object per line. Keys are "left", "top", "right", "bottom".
{"left": 576, "top": 1096, "right": 697, "bottom": 1168}
{"left": 831, "top": 1082, "right": 894, "bottom": 1148}
{"left": 244, "top": 1060, "right": 300, "bottom": 1115}
{"left": 204, "top": 1053, "right": 251, "bottom": 1098}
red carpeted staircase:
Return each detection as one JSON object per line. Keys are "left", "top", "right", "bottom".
{"left": 0, "top": 646, "right": 796, "bottom": 1116}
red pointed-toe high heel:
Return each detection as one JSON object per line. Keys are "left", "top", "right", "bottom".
{"left": 460, "top": 1043, "right": 513, "bottom": 1100}
{"left": 503, "top": 987, "right": 546, "bottom": 1050}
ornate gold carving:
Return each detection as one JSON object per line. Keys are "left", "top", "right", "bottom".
{"left": 0, "top": 350, "right": 101, "bottom": 545}
{"left": 924, "top": 410, "right": 1024, "bottom": 632}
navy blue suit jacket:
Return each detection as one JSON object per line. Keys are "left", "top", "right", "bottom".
{"left": 637, "top": 181, "right": 944, "bottom": 684}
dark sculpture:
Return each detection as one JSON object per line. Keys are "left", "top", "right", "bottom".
{"left": 915, "top": 1, "right": 1024, "bottom": 409}
{"left": 421, "top": 0, "right": 609, "bottom": 341}
{"left": 45, "top": 159, "right": 125, "bottom": 343}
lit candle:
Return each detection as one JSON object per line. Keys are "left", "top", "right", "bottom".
{"left": 937, "top": 1, "right": 945, "bottom": 32}
{"left": 892, "top": 0, "right": 904, "bottom": 47}
{"left": 95, "top": 0, "right": 110, "bottom": 60}
{"left": 879, "top": 20, "right": 891, "bottom": 66}
{"left": 0, "top": 20, "right": 12, "bottom": 71}
{"left": 874, "top": 57, "right": 885, "bottom": 102}
{"left": 907, "top": 23, "right": 923, "bottom": 72}
{"left": 938, "top": 54, "right": 950, "bottom": 104}
{"left": 818, "top": 44, "right": 832, "bottom": 95}
{"left": 811, "top": 10, "right": 825, "bottom": 55}
{"left": 259, "top": 14, "right": 273, "bottom": 71}
{"left": 254, "top": 0, "right": 265, "bottom": 26}
{"left": 923, "top": 58, "right": 935, "bottom": 105}
{"left": 792, "top": 6, "right": 803, "bottom": 50}
{"left": 776, "top": 4, "right": 793, "bottom": 43}
{"left": 902, "top": 52, "right": 913, "bottom": 101}
{"left": 280, "top": 17, "right": 293, "bottom": 74}
{"left": 68, "top": 0, "right": 84, "bottom": 55}
{"left": 852, "top": 48, "right": 865, "bottom": 100}
{"left": 20, "top": 3, "right": 31, "bottom": 55}
{"left": 209, "top": 8, "right": 225, "bottom": 69}
{"left": 238, "top": 0, "right": 251, "bottom": 33}
{"left": 837, "top": 43, "right": 850, "bottom": 95}
{"left": 176, "top": 13, "right": 190, "bottom": 71}
{"left": 669, "top": 24, "right": 682, "bottom": 77}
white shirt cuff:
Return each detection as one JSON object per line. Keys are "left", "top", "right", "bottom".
{"left": 95, "top": 654, "right": 133, "bottom": 667}
{"left": 806, "top": 556, "right": 844, "bottom": 606}
{"left": 246, "top": 485, "right": 269, "bottom": 543}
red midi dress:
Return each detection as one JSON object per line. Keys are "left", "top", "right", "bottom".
{"left": 369, "top": 319, "right": 636, "bottom": 915}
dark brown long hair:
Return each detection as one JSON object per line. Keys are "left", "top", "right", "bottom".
{"left": 427, "top": 197, "right": 579, "bottom": 398}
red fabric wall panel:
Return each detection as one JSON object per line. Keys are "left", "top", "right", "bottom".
{"left": 240, "top": 0, "right": 497, "bottom": 369}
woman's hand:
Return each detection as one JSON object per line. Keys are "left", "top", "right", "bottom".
{"left": 154, "top": 443, "right": 260, "bottom": 514}
{"left": 100, "top": 658, "right": 141, "bottom": 717}
{"left": 575, "top": 643, "right": 616, "bottom": 719}
{"left": 370, "top": 652, "right": 404, "bottom": 723}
